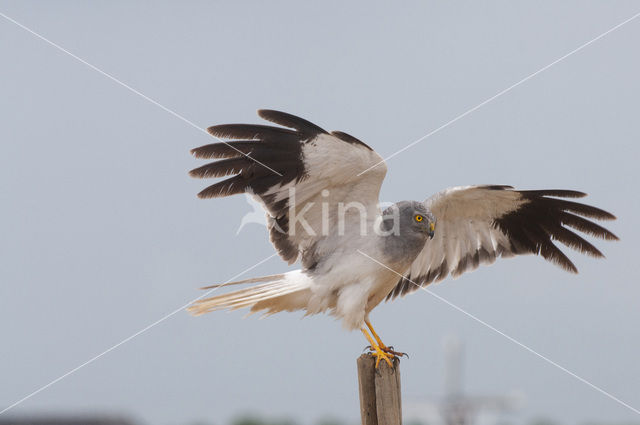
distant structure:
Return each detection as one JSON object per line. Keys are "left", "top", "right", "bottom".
{"left": 406, "top": 336, "right": 522, "bottom": 425}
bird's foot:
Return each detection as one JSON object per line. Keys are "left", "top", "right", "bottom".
{"left": 364, "top": 344, "right": 407, "bottom": 358}
{"left": 379, "top": 345, "right": 408, "bottom": 358}
{"left": 361, "top": 326, "right": 402, "bottom": 368}
{"left": 369, "top": 344, "right": 394, "bottom": 368}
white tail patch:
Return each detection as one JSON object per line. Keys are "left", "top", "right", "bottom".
{"left": 188, "top": 270, "right": 312, "bottom": 316}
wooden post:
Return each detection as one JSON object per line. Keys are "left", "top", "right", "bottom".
{"left": 356, "top": 353, "right": 402, "bottom": 425}
{"left": 357, "top": 354, "right": 378, "bottom": 425}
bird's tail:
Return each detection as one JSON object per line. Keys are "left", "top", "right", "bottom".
{"left": 187, "top": 270, "right": 312, "bottom": 316}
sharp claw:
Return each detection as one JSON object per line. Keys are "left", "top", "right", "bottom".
{"left": 365, "top": 346, "right": 396, "bottom": 368}
{"left": 360, "top": 326, "right": 403, "bottom": 368}
{"left": 380, "top": 346, "right": 408, "bottom": 358}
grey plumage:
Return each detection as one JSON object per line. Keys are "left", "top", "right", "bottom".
{"left": 380, "top": 201, "right": 435, "bottom": 266}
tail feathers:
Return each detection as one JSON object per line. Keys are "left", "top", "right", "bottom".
{"left": 188, "top": 271, "right": 311, "bottom": 316}
{"left": 200, "top": 273, "right": 286, "bottom": 289}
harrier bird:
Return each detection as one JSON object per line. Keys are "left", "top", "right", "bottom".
{"left": 188, "top": 110, "right": 617, "bottom": 367}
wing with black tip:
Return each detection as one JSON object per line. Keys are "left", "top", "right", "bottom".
{"left": 190, "top": 110, "right": 387, "bottom": 266}
{"left": 386, "top": 185, "right": 618, "bottom": 300}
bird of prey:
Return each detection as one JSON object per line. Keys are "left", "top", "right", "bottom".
{"left": 187, "top": 110, "right": 617, "bottom": 367}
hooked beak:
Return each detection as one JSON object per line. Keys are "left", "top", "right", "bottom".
{"left": 427, "top": 222, "right": 435, "bottom": 239}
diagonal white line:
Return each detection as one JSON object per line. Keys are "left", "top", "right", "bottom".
{"left": 0, "top": 11, "right": 283, "bottom": 178}
{"left": 357, "top": 250, "right": 640, "bottom": 416}
{"left": 0, "top": 9, "right": 284, "bottom": 413}
{"left": 0, "top": 252, "right": 279, "bottom": 416}
{"left": 3, "top": 4, "right": 637, "bottom": 416}
{"left": 358, "top": 10, "right": 640, "bottom": 176}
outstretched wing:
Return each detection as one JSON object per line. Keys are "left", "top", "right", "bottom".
{"left": 190, "top": 110, "right": 387, "bottom": 267}
{"left": 387, "top": 185, "right": 618, "bottom": 299}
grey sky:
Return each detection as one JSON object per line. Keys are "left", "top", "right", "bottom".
{"left": 1, "top": 1, "right": 639, "bottom": 424}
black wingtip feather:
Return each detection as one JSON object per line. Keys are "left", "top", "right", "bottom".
{"left": 257, "top": 109, "right": 327, "bottom": 135}
{"left": 189, "top": 157, "right": 252, "bottom": 179}
{"left": 197, "top": 176, "right": 248, "bottom": 199}
{"left": 207, "top": 124, "right": 298, "bottom": 140}
{"left": 559, "top": 211, "right": 619, "bottom": 241}
{"left": 521, "top": 189, "right": 587, "bottom": 198}
{"left": 548, "top": 198, "right": 617, "bottom": 220}
{"left": 330, "top": 131, "right": 373, "bottom": 150}
{"left": 546, "top": 224, "right": 604, "bottom": 258}
{"left": 191, "top": 141, "right": 259, "bottom": 159}
{"left": 540, "top": 241, "right": 579, "bottom": 273}
{"left": 493, "top": 189, "right": 617, "bottom": 273}
{"left": 484, "top": 185, "right": 515, "bottom": 190}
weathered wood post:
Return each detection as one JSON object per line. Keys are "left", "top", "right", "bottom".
{"left": 356, "top": 353, "right": 402, "bottom": 425}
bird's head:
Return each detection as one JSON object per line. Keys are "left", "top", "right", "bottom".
{"left": 382, "top": 201, "right": 436, "bottom": 239}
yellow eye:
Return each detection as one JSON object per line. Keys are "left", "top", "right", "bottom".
{"left": 415, "top": 214, "right": 424, "bottom": 222}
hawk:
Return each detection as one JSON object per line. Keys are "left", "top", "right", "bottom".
{"left": 187, "top": 110, "right": 617, "bottom": 367}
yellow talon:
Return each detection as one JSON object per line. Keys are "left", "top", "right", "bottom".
{"left": 360, "top": 327, "right": 394, "bottom": 368}
{"left": 364, "top": 319, "right": 407, "bottom": 358}
{"left": 372, "top": 343, "right": 394, "bottom": 368}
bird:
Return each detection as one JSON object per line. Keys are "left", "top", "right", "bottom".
{"left": 187, "top": 110, "right": 618, "bottom": 367}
